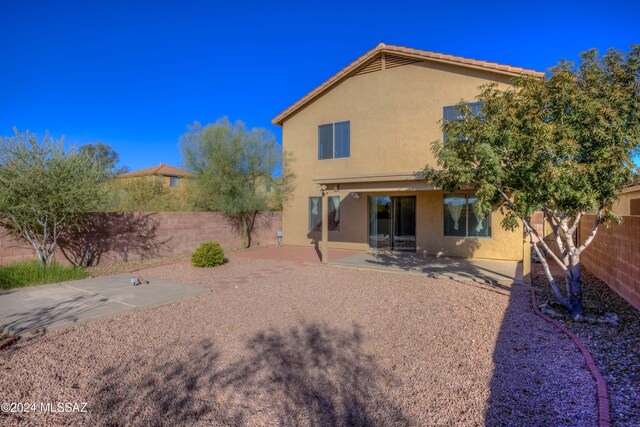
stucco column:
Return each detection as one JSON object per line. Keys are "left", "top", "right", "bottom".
{"left": 523, "top": 233, "right": 531, "bottom": 284}
{"left": 321, "top": 189, "right": 329, "bottom": 264}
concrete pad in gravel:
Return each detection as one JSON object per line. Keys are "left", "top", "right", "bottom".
{"left": 331, "top": 251, "right": 522, "bottom": 284}
{"left": 0, "top": 273, "right": 208, "bottom": 335}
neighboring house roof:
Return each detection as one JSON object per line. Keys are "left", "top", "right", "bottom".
{"left": 620, "top": 183, "right": 640, "bottom": 194}
{"left": 119, "top": 163, "right": 193, "bottom": 178}
{"left": 272, "top": 43, "right": 546, "bottom": 126}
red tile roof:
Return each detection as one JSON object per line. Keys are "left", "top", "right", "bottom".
{"left": 119, "top": 163, "right": 193, "bottom": 178}
{"left": 272, "top": 43, "right": 545, "bottom": 126}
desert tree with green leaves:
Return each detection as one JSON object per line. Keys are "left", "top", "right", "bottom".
{"left": 424, "top": 46, "right": 640, "bottom": 319}
{"left": 79, "top": 141, "right": 130, "bottom": 176}
{"left": 181, "top": 118, "right": 294, "bottom": 248}
{"left": 0, "top": 129, "right": 107, "bottom": 266}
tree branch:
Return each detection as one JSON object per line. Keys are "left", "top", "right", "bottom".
{"left": 576, "top": 213, "right": 602, "bottom": 255}
{"left": 496, "top": 188, "right": 568, "bottom": 271}
{"left": 542, "top": 207, "right": 568, "bottom": 260}
{"left": 527, "top": 228, "right": 571, "bottom": 309}
{"left": 568, "top": 212, "right": 582, "bottom": 236}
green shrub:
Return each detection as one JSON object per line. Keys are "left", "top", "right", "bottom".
{"left": 191, "top": 242, "right": 225, "bottom": 267}
{"left": 0, "top": 261, "right": 86, "bottom": 290}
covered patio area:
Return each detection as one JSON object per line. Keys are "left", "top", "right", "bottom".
{"left": 234, "top": 246, "right": 523, "bottom": 285}
{"left": 329, "top": 251, "right": 523, "bottom": 285}
{"left": 309, "top": 172, "right": 530, "bottom": 284}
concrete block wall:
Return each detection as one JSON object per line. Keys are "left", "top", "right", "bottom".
{"left": 0, "top": 211, "right": 282, "bottom": 266}
{"left": 0, "top": 230, "right": 34, "bottom": 265}
{"left": 580, "top": 215, "right": 640, "bottom": 310}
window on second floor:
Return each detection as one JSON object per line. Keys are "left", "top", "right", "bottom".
{"left": 443, "top": 101, "right": 483, "bottom": 141}
{"left": 318, "top": 121, "right": 350, "bottom": 160}
{"left": 169, "top": 177, "right": 181, "bottom": 187}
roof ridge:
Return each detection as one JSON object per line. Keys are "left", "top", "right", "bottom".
{"left": 272, "top": 43, "right": 545, "bottom": 125}
{"left": 119, "top": 163, "right": 193, "bottom": 178}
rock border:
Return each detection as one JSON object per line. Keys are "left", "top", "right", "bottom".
{"left": 530, "top": 288, "right": 611, "bottom": 427}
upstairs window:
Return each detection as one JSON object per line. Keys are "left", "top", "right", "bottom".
{"left": 169, "top": 177, "right": 181, "bottom": 187}
{"left": 318, "top": 121, "right": 350, "bottom": 160}
{"left": 443, "top": 102, "right": 483, "bottom": 141}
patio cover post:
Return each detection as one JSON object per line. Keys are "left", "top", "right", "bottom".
{"left": 321, "top": 188, "right": 329, "bottom": 264}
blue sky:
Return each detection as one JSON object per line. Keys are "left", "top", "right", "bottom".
{"left": 1, "top": 0, "right": 639, "bottom": 171}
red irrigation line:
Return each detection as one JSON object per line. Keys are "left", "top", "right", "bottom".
{"left": 530, "top": 288, "right": 611, "bottom": 427}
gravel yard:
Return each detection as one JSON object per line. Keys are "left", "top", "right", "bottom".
{"left": 534, "top": 268, "right": 640, "bottom": 427}
{"left": 1, "top": 254, "right": 597, "bottom": 426}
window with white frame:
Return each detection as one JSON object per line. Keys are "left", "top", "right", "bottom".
{"left": 318, "top": 121, "right": 350, "bottom": 160}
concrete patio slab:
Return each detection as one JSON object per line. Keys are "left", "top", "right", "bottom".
{"left": 0, "top": 273, "right": 208, "bottom": 335}
{"left": 330, "top": 252, "right": 522, "bottom": 284}
{"left": 232, "top": 245, "right": 359, "bottom": 264}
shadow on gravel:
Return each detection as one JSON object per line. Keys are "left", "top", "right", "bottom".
{"left": 485, "top": 284, "right": 597, "bottom": 426}
{"left": 362, "top": 252, "right": 514, "bottom": 289}
{"left": 2, "top": 295, "right": 110, "bottom": 335}
{"left": 91, "top": 322, "right": 411, "bottom": 426}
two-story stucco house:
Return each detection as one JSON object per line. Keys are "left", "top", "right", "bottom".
{"left": 272, "top": 43, "right": 544, "bottom": 266}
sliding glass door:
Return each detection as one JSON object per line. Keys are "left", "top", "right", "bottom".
{"left": 368, "top": 196, "right": 416, "bottom": 251}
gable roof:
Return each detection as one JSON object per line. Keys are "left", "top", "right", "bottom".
{"left": 119, "top": 163, "right": 193, "bottom": 178}
{"left": 272, "top": 43, "right": 545, "bottom": 126}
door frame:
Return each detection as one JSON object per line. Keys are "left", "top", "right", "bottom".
{"left": 368, "top": 195, "right": 417, "bottom": 252}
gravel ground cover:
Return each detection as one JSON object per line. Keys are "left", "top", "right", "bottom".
{"left": 1, "top": 255, "right": 597, "bottom": 426}
{"left": 534, "top": 267, "right": 640, "bottom": 427}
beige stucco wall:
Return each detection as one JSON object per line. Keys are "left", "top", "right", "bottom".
{"left": 612, "top": 185, "right": 640, "bottom": 216}
{"left": 280, "top": 59, "right": 524, "bottom": 261}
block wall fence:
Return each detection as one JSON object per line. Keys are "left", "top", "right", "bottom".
{"left": 580, "top": 214, "right": 640, "bottom": 310}
{"left": 0, "top": 211, "right": 281, "bottom": 266}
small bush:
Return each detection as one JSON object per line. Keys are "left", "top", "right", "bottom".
{"left": 0, "top": 261, "right": 86, "bottom": 290}
{"left": 191, "top": 242, "right": 225, "bottom": 267}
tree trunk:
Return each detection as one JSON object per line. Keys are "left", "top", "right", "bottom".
{"left": 30, "top": 240, "right": 56, "bottom": 267}
{"left": 36, "top": 249, "right": 47, "bottom": 266}
{"left": 567, "top": 258, "right": 584, "bottom": 319}
{"left": 241, "top": 216, "right": 249, "bottom": 249}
